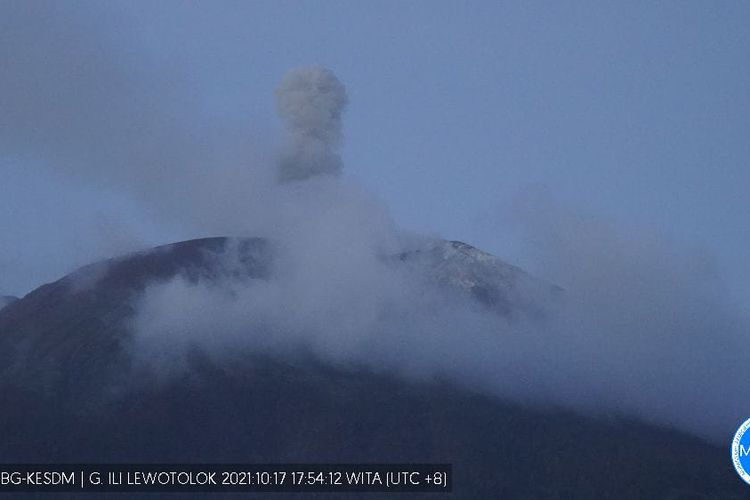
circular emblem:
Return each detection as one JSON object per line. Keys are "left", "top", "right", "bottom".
{"left": 732, "top": 418, "right": 750, "bottom": 485}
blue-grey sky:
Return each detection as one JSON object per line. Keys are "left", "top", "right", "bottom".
{"left": 1, "top": 0, "right": 748, "bottom": 305}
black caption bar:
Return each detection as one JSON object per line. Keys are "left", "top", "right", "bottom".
{"left": 0, "top": 464, "right": 451, "bottom": 493}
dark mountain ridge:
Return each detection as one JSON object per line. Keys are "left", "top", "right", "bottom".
{"left": 0, "top": 295, "right": 17, "bottom": 311}
{"left": 0, "top": 237, "right": 742, "bottom": 498}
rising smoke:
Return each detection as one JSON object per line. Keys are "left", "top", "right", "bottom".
{"left": 2, "top": 1, "right": 748, "bottom": 446}
{"left": 275, "top": 66, "right": 348, "bottom": 182}
{"left": 127, "top": 65, "right": 750, "bottom": 443}
{"left": 129, "top": 194, "right": 750, "bottom": 443}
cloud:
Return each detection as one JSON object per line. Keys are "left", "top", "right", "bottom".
{"left": 0, "top": 1, "right": 277, "bottom": 243}
{"left": 1, "top": 2, "right": 746, "bottom": 444}
{"left": 505, "top": 189, "right": 749, "bottom": 440}
{"left": 275, "top": 66, "right": 348, "bottom": 182}
{"left": 129, "top": 188, "right": 750, "bottom": 444}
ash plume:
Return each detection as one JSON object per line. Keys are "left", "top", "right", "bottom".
{"left": 1, "top": 1, "right": 748, "bottom": 448}
{"left": 275, "top": 66, "right": 349, "bottom": 182}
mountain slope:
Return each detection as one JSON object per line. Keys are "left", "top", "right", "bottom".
{"left": 0, "top": 237, "right": 743, "bottom": 498}
{"left": 0, "top": 295, "right": 17, "bottom": 311}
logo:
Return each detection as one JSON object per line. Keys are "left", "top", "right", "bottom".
{"left": 732, "top": 418, "right": 750, "bottom": 485}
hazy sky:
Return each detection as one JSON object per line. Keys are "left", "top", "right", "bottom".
{"left": 1, "top": 0, "right": 748, "bottom": 304}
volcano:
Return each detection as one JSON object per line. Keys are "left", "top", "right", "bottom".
{"left": 0, "top": 237, "right": 742, "bottom": 498}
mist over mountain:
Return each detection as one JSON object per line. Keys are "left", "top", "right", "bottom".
{"left": 0, "top": 236, "right": 744, "bottom": 498}
{"left": 1, "top": 4, "right": 749, "bottom": 494}
{"left": 1, "top": 57, "right": 747, "bottom": 445}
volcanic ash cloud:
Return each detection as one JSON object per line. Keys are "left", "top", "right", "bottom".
{"left": 275, "top": 66, "right": 349, "bottom": 182}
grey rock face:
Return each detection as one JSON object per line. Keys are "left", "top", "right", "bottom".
{"left": 396, "top": 239, "right": 560, "bottom": 317}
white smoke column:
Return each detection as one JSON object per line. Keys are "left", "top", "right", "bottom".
{"left": 275, "top": 66, "right": 348, "bottom": 182}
